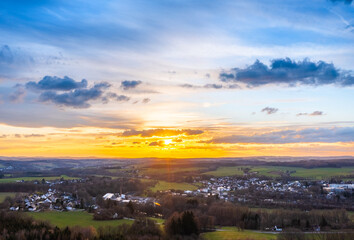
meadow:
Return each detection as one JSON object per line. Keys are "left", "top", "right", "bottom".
{"left": 0, "top": 175, "right": 78, "bottom": 183}
{"left": 141, "top": 166, "right": 206, "bottom": 175}
{"left": 150, "top": 180, "right": 198, "bottom": 192}
{"left": 203, "top": 167, "right": 245, "bottom": 177}
{"left": 204, "top": 165, "right": 354, "bottom": 179}
{"left": 26, "top": 211, "right": 134, "bottom": 229}
{"left": 202, "top": 227, "right": 277, "bottom": 240}
{"left": 0, "top": 192, "right": 16, "bottom": 202}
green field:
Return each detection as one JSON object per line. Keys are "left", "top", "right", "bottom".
{"left": 202, "top": 227, "right": 276, "bottom": 240}
{"left": 250, "top": 166, "right": 354, "bottom": 179}
{"left": 290, "top": 167, "right": 354, "bottom": 179}
{"left": 204, "top": 165, "right": 354, "bottom": 179}
{"left": 0, "top": 175, "right": 79, "bottom": 183}
{"left": 203, "top": 167, "right": 245, "bottom": 177}
{"left": 0, "top": 192, "right": 16, "bottom": 202}
{"left": 249, "top": 166, "right": 298, "bottom": 177}
{"left": 348, "top": 212, "right": 354, "bottom": 222}
{"left": 142, "top": 166, "right": 206, "bottom": 175}
{"left": 27, "top": 211, "right": 133, "bottom": 229}
{"left": 150, "top": 180, "right": 198, "bottom": 192}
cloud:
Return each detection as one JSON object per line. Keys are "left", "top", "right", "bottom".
{"left": 121, "top": 80, "right": 142, "bottom": 90}
{"left": 102, "top": 92, "right": 130, "bottom": 103}
{"left": 23, "top": 134, "right": 45, "bottom": 138}
{"left": 296, "top": 111, "right": 324, "bottom": 116}
{"left": 261, "top": 107, "right": 278, "bottom": 115}
{"left": 219, "top": 58, "right": 354, "bottom": 87}
{"left": 149, "top": 141, "right": 165, "bottom": 147}
{"left": 9, "top": 84, "right": 26, "bottom": 103}
{"left": 0, "top": 45, "right": 34, "bottom": 77}
{"left": 142, "top": 98, "right": 150, "bottom": 104}
{"left": 202, "top": 127, "right": 354, "bottom": 144}
{"left": 122, "top": 128, "right": 204, "bottom": 137}
{"left": 204, "top": 84, "right": 223, "bottom": 89}
{"left": 38, "top": 82, "right": 111, "bottom": 108}
{"left": 329, "top": 0, "right": 353, "bottom": 5}
{"left": 26, "top": 76, "right": 88, "bottom": 91}
{"left": 180, "top": 83, "right": 233, "bottom": 89}
{"left": 0, "top": 45, "right": 14, "bottom": 64}
{"left": 0, "top": 134, "right": 45, "bottom": 138}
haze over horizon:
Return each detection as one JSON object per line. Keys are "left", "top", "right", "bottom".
{"left": 1, "top": 0, "right": 354, "bottom": 158}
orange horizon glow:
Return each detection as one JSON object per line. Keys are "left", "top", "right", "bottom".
{"left": 1, "top": 124, "right": 353, "bottom": 159}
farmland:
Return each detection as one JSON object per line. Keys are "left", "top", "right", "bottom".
{"left": 203, "top": 166, "right": 245, "bottom": 177}
{"left": 150, "top": 180, "right": 198, "bottom": 192}
{"left": 26, "top": 211, "right": 133, "bottom": 229}
{"left": 0, "top": 192, "right": 16, "bottom": 202}
{"left": 202, "top": 227, "right": 276, "bottom": 240}
{"left": 0, "top": 175, "right": 78, "bottom": 183}
{"left": 204, "top": 165, "right": 354, "bottom": 179}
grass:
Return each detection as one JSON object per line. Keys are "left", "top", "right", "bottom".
{"left": 0, "top": 175, "right": 79, "bottom": 183}
{"left": 202, "top": 227, "right": 276, "bottom": 240}
{"left": 348, "top": 211, "right": 354, "bottom": 223}
{"left": 290, "top": 167, "right": 354, "bottom": 179}
{"left": 0, "top": 192, "right": 16, "bottom": 202}
{"left": 203, "top": 165, "right": 354, "bottom": 179}
{"left": 203, "top": 167, "right": 245, "bottom": 177}
{"left": 142, "top": 166, "right": 206, "bottom": 175}
{"left": 250, "top": 166, "right": 354, "bottom": 179}
{"left": 27, "top": 211, "right": 133, "bottom": 229}
{"left": 150, "top": 180, "right": 198, "bottom": 192}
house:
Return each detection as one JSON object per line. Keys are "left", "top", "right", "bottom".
{"left": 274, "top": 226, "right": 282, "bottom": 232}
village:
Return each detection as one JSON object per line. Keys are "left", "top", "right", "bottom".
{"left": 7, "top": 175, "right": 353, "bottom": 213}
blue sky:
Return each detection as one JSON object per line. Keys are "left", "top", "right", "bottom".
{"left": 0, "top": 0, "right": 353, "bottom": 157}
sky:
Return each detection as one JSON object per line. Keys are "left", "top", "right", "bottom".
{"left": 0, "top": 0, "right": 354, "bottom": 158}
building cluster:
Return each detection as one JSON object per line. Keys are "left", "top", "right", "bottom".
{"left": 10, "top": 189, "right": 81, "bottom": 212}
{"left": 157, "top": 177, "right": 309, "bottom": 202}
{"left": 103, "top": 192, "right": 155, "bottom": 204}
{"left": 323, "top": 183, "right": 354, "bottom": 199}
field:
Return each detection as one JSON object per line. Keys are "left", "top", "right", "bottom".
{"left": 205, "top": 166, "right": 354, "bottom": 179}
{"left": 290, "top": 167, "right": 354, "bottom": 179}
{"left": 0, "top": 175, "right": 79, "bottom": 183}
{"left": 27, "top": 211, "right": 133, "bottom": 229}
{"left": 348, "top": 212, "right": 354, "bottom": 222}
{"left": 202, "top": 227, "right": 276, "bottom": 240}
{"left": 203, "top": 167, "right": 245, "bottom": 177}
{"left": 0, "top": 192, "right": 16, "bottom": 202}
{"left": 150, "top": 180, "right": 198, "bottom": 192}
{"left": 141, "top": 166, "right": 206, "bottom": 175}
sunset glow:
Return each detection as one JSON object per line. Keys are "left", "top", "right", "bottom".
{"left": 0, "top": 0, "right": 353, "bottom": 159}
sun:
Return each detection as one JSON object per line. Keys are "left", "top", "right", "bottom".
{"left": 164, "top": 139, "right": 173, "bottom": 145}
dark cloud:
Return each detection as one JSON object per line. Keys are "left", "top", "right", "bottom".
{"left": 23, "top": 134, "right": 45, "bottom": 138}
{"left": 204, "top": 84, "right": 223, "bottom": 89}
{"left": 26, "top": 76, "right": 88, "bottom": 91}
{"left": 261, "top": 107, "right": 278, "bottom": 115}
{"left": 142, "top": 98, "right": 150, "bottom": 103}
{"left": 219, "top": 58, "right": 354, "bottom": 87}
{"left": 122, "top": 128, "right": 204, "bottom": 137}
{"left": 202, "top": 127, "right": 354, "bottom": 144}
{"left": 329, "top": 0, "right": 353, "bottom": 4}
{"left": 180, "top": 83, "right": 225, "bottom": 89}
{"left": 149, "top": 141, "right": 165, "bottom": 147}
{"left": 0, "top": 45, "right": 34, "bottom": 77}
{"left": 121, "top": 80, "right": 142, "bottom": 90}
{"left": 0, "top": 45, "right": 14, "bottom": 64}
{"left": 297, "top": 111, "right": 324, "bottom": 116}
{"left": 102, "top": 92, "right": 130, "bottom": 103}
{"left": 38, "top": 82, "right": 111, "bottom": 108}
{"left": 9, "top": 84, "right": 26, "bottom": 102}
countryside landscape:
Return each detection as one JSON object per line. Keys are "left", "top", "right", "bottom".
{"left": 1, "top": 0, "right": 354, "bottom": 239}
{"left": 0, "top": 157, "right": 353, "bottom": 239}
